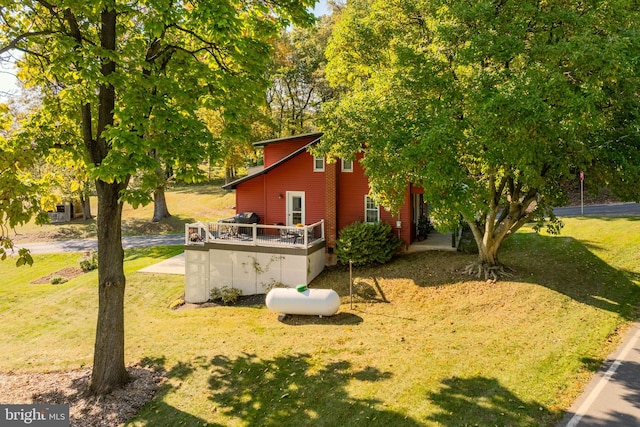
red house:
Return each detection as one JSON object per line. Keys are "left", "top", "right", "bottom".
{"left": 222, "top": 132, "right": 428, "bottom": 255}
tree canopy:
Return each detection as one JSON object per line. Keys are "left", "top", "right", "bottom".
{"left": 318, "top": 0, "right": 640, "bottom": 278}
{"left": 0, "top": 0, "right": 314, "bottom": 394}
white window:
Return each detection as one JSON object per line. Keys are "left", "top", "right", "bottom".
{"left": 341, "top": 158, "right": 353, "bottom": 173}
{"left": 314, "top": 156, "right": 325, "bottom": 172}
{"left": 364, "top": 195, "right": 380, "bottom": 223}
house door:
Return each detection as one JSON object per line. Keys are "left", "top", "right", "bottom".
{"left": 286, "top": 191, "right": 305, "bottom": 225}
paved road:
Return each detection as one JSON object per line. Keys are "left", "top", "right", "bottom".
{"left": 554, "top": 202, "right": 640, "bottom": 217}
{"left": 558, "top": 324, "right": 640, "bottom": 426}
{"left": 15, "top": 233, "right": 184, "bottom": 254}
{"left": 554, "top": 203, "right": 640, "bottom": 426}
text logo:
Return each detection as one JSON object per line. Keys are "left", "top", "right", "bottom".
{"left": 1, "top": 405, "right": 69, "bottom": 426}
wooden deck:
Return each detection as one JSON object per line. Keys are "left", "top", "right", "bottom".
{"left": 185, "top": 220, "right": 325, "bottom": 249}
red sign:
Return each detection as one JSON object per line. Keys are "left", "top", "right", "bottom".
{"left": 580, "top": 170, "right": 584, "bottom": 182}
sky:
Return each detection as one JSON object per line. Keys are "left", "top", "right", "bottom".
{"left": 0, "top": 1, "right": 331, "bottom": 102}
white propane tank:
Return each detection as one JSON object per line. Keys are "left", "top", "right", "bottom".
{"left": 266, "top": 287, "right": 340, "bottom": 317}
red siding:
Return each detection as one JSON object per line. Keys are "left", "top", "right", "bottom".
{"left": 234, "top": 137, "right": 415, "bottom": 248}
{"left": 336, "top": 154, "right": 412, "bottom": 246}
{"left": 336, "top": 154, "right": 370, "bottom": 228}
{"left": 235, "top": 176, "right": 266, "bottom": 221}
{"left": 263, "top": 134, "right": 322, "bottom": 167}
{"left": 235, "top": 151, "right": 325, "bottom": 226}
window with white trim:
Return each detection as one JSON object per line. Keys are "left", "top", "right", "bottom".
{"left": 364, "top": 195, "right": 380, "bottom": 223}
{"left": 341, "top": 158, "right": 353, "bottom": 172}
{"left": 314, "top": 156, "right": 325, "bottom": 172}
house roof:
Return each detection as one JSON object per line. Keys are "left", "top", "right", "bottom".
{"left": 222, "top": 133, "right": 323, "bottom": 190}
{"left": 251, "top": 132, "right": 323, "bottom": 147}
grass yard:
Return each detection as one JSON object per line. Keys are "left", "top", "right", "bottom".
{"left": 1, "top": 217, "right": 639, "bottom": 426}
{"left": 10, "top": 181, "right": 235, "bottom": 241}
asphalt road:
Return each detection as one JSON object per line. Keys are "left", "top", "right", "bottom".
{"left": 554, "top": 202, "right": 640, "bottom": 217}
{"left": 15, "top": 233, "right": 184, "bottom": 255}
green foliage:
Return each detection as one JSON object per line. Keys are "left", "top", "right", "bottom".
{"left": 79, "top": 251, "right": 98, "bottom": 273}
{"left": 336, "top": 221, "right": 402, "bottom": 266}
{"left": 319, "top": 0, "right": 640, "bottom": 266}
{"left": 210, "top": 286, "right": 242, "bottom": 305}
{"left": 263, "top": 281, "right": 289, "bottom": 293}
{"left": 50, "top": 276, "right": 68, "bottom": 285}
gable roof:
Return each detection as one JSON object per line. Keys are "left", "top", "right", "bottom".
{"left": 251, "top": 132, "right": 323, "bottom": 147}
{"left": 222, "top": 133, "right": 323, "bottom": 190}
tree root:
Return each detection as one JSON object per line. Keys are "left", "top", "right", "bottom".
{"left": 464, "top": 261, "right": 513, "bottom": 282}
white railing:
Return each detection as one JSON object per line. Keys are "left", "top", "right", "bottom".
{"left": 185, "top": 220, "right": 325, "bottom": 248}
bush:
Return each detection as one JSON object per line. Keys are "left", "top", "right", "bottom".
{"left": 210, "top": 286, "right": 242, "bottom": 304}
{"left": 79, "top": 251, "right": 98, "bottom": 272}
{"left": 336, "top": 222, "right": 402, "bottom": 266}
{"left": 50, "top": 276, "right": 68, "bottom": 285}
{"left": 263, "top": 281, "right": 288, "bottom": 294}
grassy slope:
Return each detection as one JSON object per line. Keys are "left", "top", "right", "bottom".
{"left": 1, "top": 213, "right": 639, "bottom": 426}
{"left": 10, "top": 181, "right": 236, "bottom": 240}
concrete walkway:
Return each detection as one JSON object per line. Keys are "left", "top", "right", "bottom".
{"left": 138, "top": 252, "right": 185, "bottom": 275}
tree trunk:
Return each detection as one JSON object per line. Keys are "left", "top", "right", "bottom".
{"left": 152, "top": 184, "right": 171, "bottom": 222}
{"left": 88, "top": 6, "right": 129, "bottom": 395}
{"left": 81, "top": 196, "right": 92, "bottom": 220}
{"left": 477, "top": 238, "right": 500, "bottom": 266}
{"left": 462, "top": 213, "right": 511, "bottom": 281}
{"left": 81, "top": 184, "right": 93, "bottom": 220}
{"left": 89, "top": 179, "right": 129, "bottom": 394}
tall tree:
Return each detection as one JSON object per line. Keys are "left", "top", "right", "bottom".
{"left": 318, "top": 0, "right": 640, "bottom": 279}
{"left": 267, "top": 5, "right": 340, "bottom": 136}
{"left": 0, "top": 0, "right": 314, "bottom": 394}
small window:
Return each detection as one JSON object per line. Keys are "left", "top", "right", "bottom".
{"left": 364, "top": 195, "right": 380, "bottom": 223}
{"left": 342, "top": 159, "right": 353, "bottom": 173}
{"left": 314, "top": 156, "right": 325, "bottom": 172}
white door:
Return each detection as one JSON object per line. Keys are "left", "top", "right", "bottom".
{"left": 286, "top": 191, "right": 305, "bottom": 226}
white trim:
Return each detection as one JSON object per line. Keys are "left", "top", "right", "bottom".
{"left": 341, "top": 158, "right": 353, "bottom": 173}
{"left": 364, "top": 195, "right": 380, "bottom": 223}
{"left": 313, "top": 156, "right": 325, "bottom": 172}
{"left": 287, "top": 191, "right": 306, "bottom": 225}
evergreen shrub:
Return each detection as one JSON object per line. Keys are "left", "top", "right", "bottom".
{"left": 336, "top": 222, "right": 402, "bottom": 266}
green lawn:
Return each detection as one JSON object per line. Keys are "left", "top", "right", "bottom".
{"left": 1, "top": 217, "right": 639, "bottom": 426}
{"left": 11, "top": 181, "right": 236, "bottom": 240}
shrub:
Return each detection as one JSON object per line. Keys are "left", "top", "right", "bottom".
{"left": 210, "top": 286, "right": 242, "bottom": 304}
{"left": 336, "top": 221, "right": 402, "bottom": 266}
{"left": 263, "top": 281, "right": 288, "bottom": 294}
{"left": 79, "top": 251, "right": 98, "bottom": 272}
{"left": 50, "top": 276, "right": 68, "bottom": 285}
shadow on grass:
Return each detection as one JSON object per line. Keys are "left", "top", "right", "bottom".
{"left": 317, "top": 231, "right": 640, "bottom": 319}
{"left": 130, "top": 357, "right": 221, "bottom": 426}
{"left": 426, "top": 376, "right": 560, "bottom": 426}
{"left": 47, "top": 219, "right": 97, "bottom": 239}
{"left": 277, "top": 312, "right": 363, "bottom": 326}
{"left": 501, "top": 232, "right": 640, "bottom": 320}
{"left": 169, "top": 180, "right": 228, "bottom": 195}
{"left": 206, "top": 352, "right": 418, "bottom": 426}
{"left": 133, "top": 353, "right": 419, "bottom": 426}
{"left": 121, "top": 216, "right": 198, "bottom": 236}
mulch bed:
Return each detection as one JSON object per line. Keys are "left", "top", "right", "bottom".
{"left": 30, "top": 267, "right": 86, "bottom": 284}
{"left": 175, "top": 294, "right": 266, "bottom": 310}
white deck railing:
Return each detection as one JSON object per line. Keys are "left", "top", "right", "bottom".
{"left": 185, "top": 220, "right": 325, "bottom": 248}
